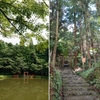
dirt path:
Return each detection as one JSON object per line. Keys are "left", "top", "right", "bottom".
{"left": 61, "top": 67, "right": 100, "bottom": 100}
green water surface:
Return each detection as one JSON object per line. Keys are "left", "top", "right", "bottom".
{"left": 0, "top": 78, "right": 48, "bottom": 100}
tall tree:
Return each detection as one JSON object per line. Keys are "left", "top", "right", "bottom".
{"left": 50, "top": 0, "right": 66, "bottom": 67}
{"left": 51, "top": 10, "right": 59, "bottom": 67}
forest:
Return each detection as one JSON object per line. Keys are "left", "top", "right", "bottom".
{"left": 0, "top": 40, "right": 48, "bottom": 76}
{"left": 0, "top": 0, "right": 48, "bottom": 77}
{"left": 50, "top": 0, "right": 100, "bottom": 100}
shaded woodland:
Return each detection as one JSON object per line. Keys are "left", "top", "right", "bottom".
{"left": 50, "top": 0, "right": 100, "bottom": 99}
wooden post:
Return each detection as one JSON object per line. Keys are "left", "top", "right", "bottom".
{"left": 23, "top": 72, "right": 29, "bottom": 83}
{"left": 82, "top": 57, "right": 86, "bottom": 69}
{"left": 23, "top": 72, "right": 29, "bottom": 78}
{"left": 23, "top": 78, "right": 28, "bottom": 83}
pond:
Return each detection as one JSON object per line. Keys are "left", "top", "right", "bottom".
{"left": 0, "top": 77, "right": 48, "bottom": 100}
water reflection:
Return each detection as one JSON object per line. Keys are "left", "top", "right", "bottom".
{"left": 0, "top": 78, "right": 48, "bottom": 100}
{"left": 23, "top": 78, "right": 28, "bottom": 83}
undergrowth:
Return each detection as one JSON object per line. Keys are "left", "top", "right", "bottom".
{"left": 50, "top": 67, "right": 62, "bottom": 100}
{"left": 78, "top": 62, "right": 100, "bottom": 91}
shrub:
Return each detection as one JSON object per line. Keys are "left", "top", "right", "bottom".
{"left": 50, "top": 68, "right": 62, "bottom": 100}
{"left": 80, "top": 62, "right": 100, "bottom": 90}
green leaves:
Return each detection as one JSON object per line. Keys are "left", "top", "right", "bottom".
{"left": 79, "top": 62, "right": 100, "bottom": 89}
{"left": 50, "top": 68, "right": 62, "bottom": 100}
{"left": 80, "top": 67, "right": 95, "bottom": 78}
{"left": 0, "top": 0, "right": 48, "bottom": 35}
{"left": 36, "top": 40, "right": 48, "bottom": 53}
{"left": 0, "top": 40, "right": 48, "bottom": 75}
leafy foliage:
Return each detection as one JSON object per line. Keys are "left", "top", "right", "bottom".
{"left": 0, "top": 0, "right": 48, "bottom": 35}
{"left": 79, "top": 62, "right": 100, "bottom": 90}
{"left": 50, "top": 68, "right": 62, "bottom": 100}
{"left": 0, "top": 40, "right": 48, "bottom": 76}
{"left": 80, "top": 67, "right": 96, "bottom": 78}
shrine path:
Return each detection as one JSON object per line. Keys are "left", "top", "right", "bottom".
{"left": 61, "top": 67, "right": 100, "bottom": 100}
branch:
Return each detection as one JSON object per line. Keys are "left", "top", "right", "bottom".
{"left": 1, "top": 1, "right": 22, "bottom": 14}
{"left": 0, "top": 9, "right": 20, "bottom": 33}
{"left": 42, "top": 0, "right": 49, "bottom": 8}
{"left": 0, "top": 25, "right": 6, "bottom": 31}
{"left": 4, "top": 15, "right": 42, "bottom": 34}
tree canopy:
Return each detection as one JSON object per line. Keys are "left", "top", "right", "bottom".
{"left": 0, "top": 40, "right": 48, "bottom": 76}
{"left": 0, "top": 0, "right": 48, "bottom": 38}
{"left": 50, "top": 0, "right": 100, "bottom": 68}
{"left": 50, "top": 0, "right": 100, "bottom": 94}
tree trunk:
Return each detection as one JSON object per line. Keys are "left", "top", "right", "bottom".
{"left": 83, "top": 2, "right": 92, "bottom": 68}
{"left": 86, "top": 40, "right": 91, "bottom": 68}
{"left": 91, "top": 38, "right": 96, "bottom": 65}
{"left": 74, "top": 13, "right": 78, "bottom": 69}
{"left": 51, "top": 10, "right": 59, "bottom": 67}
{"left": 84, "top": 5, "right": 91, "bottom": 68}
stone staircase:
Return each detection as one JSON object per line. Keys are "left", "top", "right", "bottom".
{"left": 61, "top": 67, "right": 100, "bottom": 100}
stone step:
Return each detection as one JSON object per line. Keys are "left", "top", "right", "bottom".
{"left": 64, "top": 95, "right": 100, "bottom": 100}
{"left": 62, "top": 78, "right": 85, "bottom": 82}
{"left": 63, "top": 86, "right": 95, "bottom": 91}
{"left": 62, "top": 83, "right": 90, "bottom": 87}
{"left": 64, "top": 90, "right": 97, "bottom": 96}
{"left": 62, "top": 74, "right": 81, "bottom": 77}
{"left": 62, "top": 74, "right": 82, "bottom": 76}
{"left": 63, "top": 81, "right": 87, "bottom": 84}
{"left": 61, "top": 67, "right": 100, "bottom": 100}
{"left": 62, "top": 70, "right": 74, "bottom": 73}
{"left": 62, "top": 75, "right": 81, "bottom": 79}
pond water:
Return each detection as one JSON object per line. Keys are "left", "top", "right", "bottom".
{"left": 0, "top": 78, "right": 48, "bottom": 100}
